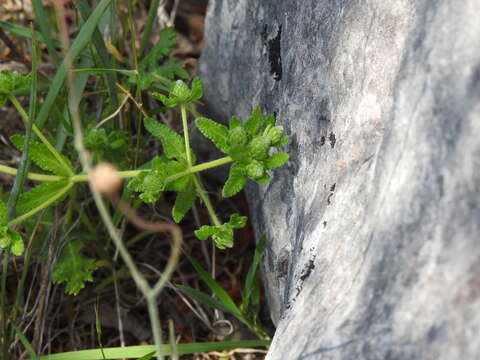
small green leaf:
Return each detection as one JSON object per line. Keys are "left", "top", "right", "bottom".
{"left": 276, "top": 136, "right": 289, "bottom": 147}
{"left": 244, "top": 106, "right": 262, "bottom": 136}
{"left": 11, "top": 135, "right": 73, "bottom": 176}
{"left": 227, "top": 144, "right": 250, "bottom": 163}
{"left": 140, "top": 27, "right": 178, "bottom": 71}
{"left": 155, "top": 58, "right": 190, "bottom": 80}
{"left": 264, "top": 152, "right": 289, "bottom": 169}
{"left": 265, "top": 126, "right": 283, "bottom": 144}
{"left": 16, "top": 180, "right": 70, "bottom": 214}
{"left": 10, "top": 230, "right": 24, "bottom": 256}
{"left": 212, "top": 226, "right": 234, "bottom": 249}
{"left": 254, "top": 173, "right": 271, "bottom": 184}
{"left": 228, "top": 116, "right": 241, "bottom": 129}
{"left": 227, "top": 214, "right": 247, "bottom": 229}
{"left": 172, "top": 183, "right": 196, "bottom": 223}
{"left": 171, "top": 80, "right": 191, "bottom": 101}
{"left": 0, "top": 229, "right": 11, "bottom": 248}
{"left": 246, "top": 160, "right": 265, "bottom": 180}
{"left": 228, "top": 126, "right": 248, "bottom": 146}
{"left": 0, "top": 70, "right": 31, "bottom": 105}
{"left": 195, "top": 117, "right": 229, "bottom": 153}
{"left": 144, "top": 117, "right": 186, "bottom": 160}
{"left": 194, "top": 225, "right": 218, "bottom": 240}
{"left": 223, "top": 163, "right": 247, "bottom": 198}
{"left": 248, "top": 136, "right": 271, "bottom": 161}
{"left": 52, "top": 239, "right": 97, "bottom": 295}
{"left": 190, "top": 76, "right": 203, "bottom": 101}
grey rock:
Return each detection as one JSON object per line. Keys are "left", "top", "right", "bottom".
{"left": 199, "top": 0, "right": 480, "bottom": 359}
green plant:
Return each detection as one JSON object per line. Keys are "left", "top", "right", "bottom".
{"left": 178, "top": 236, "right": 269, "bottom": 341}
{"left": 0, "top": 3, "right": 289, "bottom": 359}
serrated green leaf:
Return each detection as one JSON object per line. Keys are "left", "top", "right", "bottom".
{"left": 0, "top": 229, "right": 11, "bottom": 248}
{"left": 16, "top": 180, "right": 70, "bottom": 214}
{"left": 228, "top": 116, "right": 241, "bottom": 129}
{"left": 52, "top": 239, "right": 97, "bottom": 295}
{"left": 190, "top": 76, "right": 203, "bottom": 101}
{"left": 171, "top": 80, "right": 191, "bottom": 101}
{"left": 10, "top": 230, "right": 24, "bottom": 256}
{"left": 227, "top": 144, "right": 250, "bottom": 163}
{"left": 144, "top": 117, "right": 186, "bottom": 160}
{"left": 194, "top": 225, "right": 218, "bottom": 241}
{"left": 264, "top": 152, "right": 289, "bottom": 169}
{"left": 152, "top": 92, "right": 177, "bottom": 108}
{"left": 172, "top": 183, "right": 196, "bottom": 223}
{"left": 164, "top": 161, "right": 191, "bottom": 191}
{"left": 11, "top": 135, "right": 73, "bottom": 176}
{"left": 156, "top": 58, "right": 190, "bottom": 80}
{"left": 255, "top": 173, "right": 271, "bottom": 184}
{"left": 140, "top": 27, "right": 177, "bottom": 71}
{"left": 276, "top": 136, "right": 289, "bottom": 147}
{"left": 195, "top": 117, "right": 229, "bottom": 153}
{"left": 228, "top": 214, "right": 247, "bottom": 229}
{"left": 261, "top": 114, "right": 276, "bottom": 132}
{"left": 244, "top": 106, "right": 262, "bottom": 136}
{"left": 139, "top": 191, "right": 162, "bottom": 203}
{"left": 223, "top": 163, "right": 247, "bottom": 198}
{"left": 212, "top": 226, "right": 234, "bottom": 249}
{"left": 0, "top": 71, "right": 31, "bottom": 105}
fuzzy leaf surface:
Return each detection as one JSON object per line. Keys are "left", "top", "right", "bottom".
{"left": 16, "top": 180, "right": 70, "bottom": 214}
{"left": 195, "top": 117, "right": 229, "bottom": 153}
{"left": 0, "top": 70, "right": 31, "bottom": 105}
{"left": 11, "top": 135, "right": 73, "bottom": 176}
{"left": 222, "top": 163, "right": 247, "bottom": 198}
{"left": 9, "top": 230, "right": 24, "bottom": 256}
{"left": 264, "top": 152, "right": 289, "bottom": 169}
{"left": 52, "top": 239, "right": 97, "bottom": 295}
{"left": 144, "top": 117, "right": 186, "bottom": 161}
{"left": 140, "top": 27, "right": 177, "bottom": 71}
{"left": 172, "top": 183, "right": 196, "bottom": 223}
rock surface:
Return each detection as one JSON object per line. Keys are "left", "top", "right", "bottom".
{"left": 199, "top": 0, "right": 480, "bottom": 358}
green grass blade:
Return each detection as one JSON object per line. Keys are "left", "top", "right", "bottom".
{"left": 30, "top": 340, "right": 269, "bottom": 359}
{"left": 176, "top": 285, "right": 243, "bottom": 317}
{"left": 74, "top": 68, "right": 137, "bottom": 76}
{"left": 139, "top": 0, "right": 160, "bottom": 57}
{"left": 183, "top": 252, "right": 243, "bottom": 318}
{"left": 13, "top": 326, "right": 37, "bottom": 359}
{"left": 72, "top": 0, "right": 120, "bottom": 115}
{"left": 241, "top": 234, "right": 266, "bottom": 311}
{"left": 35, "top": 0, "right": 113, "bottom": 129}
{"left": 31, "top": 0, "right": 61, "bottom": 65}
{"left": 0, "top": 21, "right": 55, "bottom": 45}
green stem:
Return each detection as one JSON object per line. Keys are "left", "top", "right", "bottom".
{"left": 8, "top": 181, "right": 73, "bottom": 226}
{"left": 180, "top": 105, "right": 193, "bottom": 166}
{"left": 0, "top": 156, "right": 233, "bottom": 184}
{"left": 8, "top": 95, "right": 74, "bottom": 176}
{"left": 0, "top": 164, "right": 64, "bottom": 182}
{"left": 192, "top": 175, "right": 221, "bottom": 226}
{"left": 179, "top": 104, "right": 221, "bottom": 226}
